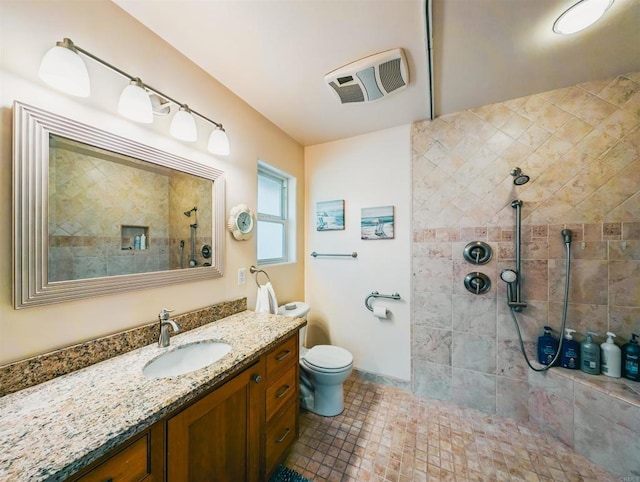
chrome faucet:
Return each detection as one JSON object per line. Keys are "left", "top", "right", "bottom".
{"left": 158, "top": 308, "right": 181, "bottom": 347}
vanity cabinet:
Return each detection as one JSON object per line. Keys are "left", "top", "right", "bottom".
{"left": 63, "top": 331, "right": 300, "bottom": 482}
{"left": 166, "top": 359, "right": 264, "bottom": 482}
{"left": 263, "top": 333, "right": 299, "bottom": 478}
{"left": 68, "top": 422, "right": 164, "bottom": 482}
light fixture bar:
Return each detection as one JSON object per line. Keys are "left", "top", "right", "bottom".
{"left": 68, "top": 39, "right": 224, "bottom": 130}
{"left": 40, "top": 38, "right": 230, "bottom": 154}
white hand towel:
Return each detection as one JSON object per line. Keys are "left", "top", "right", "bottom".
{"left": 265, "top": 281, "right": 279, "bottom": 315}
{"left": 255, "top": 285, "right": 271, "bottom": 313}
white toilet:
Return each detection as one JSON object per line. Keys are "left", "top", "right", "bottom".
{"left": 278, "top": 302, "right": 353, "bottom": 417}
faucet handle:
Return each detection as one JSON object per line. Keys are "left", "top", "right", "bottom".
{"left": 159, "top": 308, "right": 174, "bottom": 321}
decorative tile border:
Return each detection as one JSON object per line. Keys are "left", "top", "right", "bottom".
{"left": 0, "top": 297, "right": 247, "bottom": 397}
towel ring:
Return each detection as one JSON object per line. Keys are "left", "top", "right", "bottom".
{"left": 249, "top": 265, "right": 271, "bottom": 287}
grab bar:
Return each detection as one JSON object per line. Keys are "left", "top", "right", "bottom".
{"left": 310, "top": 251, "right": 358, "bottom": 258}
{"left": 249, "top": 265, "right": 271, "bottom": 287}
{"left": 365, "top": 291, "right": 401, "bottom": 311}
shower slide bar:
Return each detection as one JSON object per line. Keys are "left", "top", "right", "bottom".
{"left": 310, "top": 251, "right": 358, "bottom": 258}
{"left": 365, "top": 291, "right": 401, "bottom": 312}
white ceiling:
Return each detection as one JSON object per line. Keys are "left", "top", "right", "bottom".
{"left": 113, "top": 0, "right": 640, "bottom": 147}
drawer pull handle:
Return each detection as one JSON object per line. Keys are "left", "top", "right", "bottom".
{"left": 275, "top": 384, "right": 291, "bottom": 399}
{"left": 275, "top": 349, "right": 291, "bottom": 361}
{"left": 275, "top": 427, "right": 291, "bottom": 444}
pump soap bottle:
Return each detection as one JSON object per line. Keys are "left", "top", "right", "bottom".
{"left": 537, "top": 326, "right": 559, "bottom": 366}
{"left": 580, "top": 331, "right": 600, "bottom": 375}
{"left": 560, "top": 328, "right": 579, "bottom": 369}
{"left": 622, "top": 333, "right": 639, "bottom": 381}
{"left": 601, "top": 332, "right": 621, "bottom": 378}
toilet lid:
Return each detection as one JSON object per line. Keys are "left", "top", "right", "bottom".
{"left": 302, "top": 345, "right": 353, "bottom": 370}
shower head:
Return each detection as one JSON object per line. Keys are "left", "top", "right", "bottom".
{"left": 183, "top": 206, "right": 197, "bottom": 217}
{"left": 510, "top": 167, "right": 530, "bottom": 186}
{"left": 500, "top": 269, "right": 518, "bottom": 284}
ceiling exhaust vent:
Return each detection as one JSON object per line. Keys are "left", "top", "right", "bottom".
{"left": 325, "top": 48, "right": 409, "bottom": 104}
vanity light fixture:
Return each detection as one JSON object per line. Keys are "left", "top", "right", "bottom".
{"left": 118, "top": 78, "right": 154, "bottom": 124}
{"left": 170, "top": 105, "right": 198, "bottom": 142}
{"left": 553, "top": 0, "right": 614, "bottom": 34}
{"left": 38, "top": 38, "right": 91, "bottom": 97}
{"left": 208, "top": 126, "right": 230, "bottom": 156}
{"left": 38, "top": 37, "right": 230, "bottom": 155}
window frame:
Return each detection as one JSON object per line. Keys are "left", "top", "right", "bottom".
{"left": 257, "top": 164, "right": 289, "bottom": 265}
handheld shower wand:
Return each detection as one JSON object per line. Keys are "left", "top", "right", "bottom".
{"left": 507, "top": 227, "right": 573, "bottom": 372}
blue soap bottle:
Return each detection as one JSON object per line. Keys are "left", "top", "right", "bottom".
{"left": 622, "top": 333, "right": 639, "bottom": 381}
{"left": 560, "top": 328, "right": 580, "bottom": 369}
{"left": 538, "top": 326, "right": 559, "bottom": 366}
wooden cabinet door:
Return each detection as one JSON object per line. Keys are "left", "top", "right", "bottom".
{"left": 68, "top": 422, "right": 164, "bottom": 482}
{"left": 167, "top": 362, "right": 264, "bottom": 482}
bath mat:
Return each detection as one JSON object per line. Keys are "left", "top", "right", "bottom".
{"left": 269, "top": 464, "right": 310, "bottom": 482}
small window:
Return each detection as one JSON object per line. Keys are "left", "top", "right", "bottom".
{"left": 257, "top": 163, "right": 295, "bottom": 265}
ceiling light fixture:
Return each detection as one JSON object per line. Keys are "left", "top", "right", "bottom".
{"left": 38, "top": 37, "right": 230, "bottom": 155}
{"left": 553, "top": 0, "right": 614, "bottom": 35}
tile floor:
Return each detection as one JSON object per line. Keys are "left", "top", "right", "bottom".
{"left": 283, "top": 374, "right": 617, "bottom": 482}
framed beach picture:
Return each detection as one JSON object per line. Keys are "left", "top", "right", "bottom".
{"left": 316, "top": 200, "right": 345, "bottom": 231}
{"left": 361, "top": 205, "right": 394, "bottom": 240}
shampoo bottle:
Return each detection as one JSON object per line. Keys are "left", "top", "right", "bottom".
{"left": 560, "top": 328, "right": 580, "bottom": 369}
{"left": 140, "top": 233, "right": 146, "bottom": 250}
{"left": 580, "top": 331, "right": 600, "bottom": 375}
{"left": 622, "top": 333, "right": 639, "bottom": 381}
{"left": 601, "top": 332, "right": 621, "bottom": 378}
{"left": 537, "top": 326, "right": 559, "bottom": 366}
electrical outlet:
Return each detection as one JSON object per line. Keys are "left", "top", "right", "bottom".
{"left": 238, "top": 268, "right": 246, "bottom": 285}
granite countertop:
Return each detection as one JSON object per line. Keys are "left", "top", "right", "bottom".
{"left": 0, "top": 310, "right": 305, "bottom": 481}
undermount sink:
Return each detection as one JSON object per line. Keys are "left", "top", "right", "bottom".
{"left": 143, "top": 340, "right": 232, "bottom": 378}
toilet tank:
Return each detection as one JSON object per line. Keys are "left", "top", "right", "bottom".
{"left": 278, "top": 302, "right": 309, "bottom": 350}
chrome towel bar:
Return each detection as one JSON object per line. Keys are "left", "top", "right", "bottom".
{"left": 310, "top": 251, "right": 358, "bottom": 258}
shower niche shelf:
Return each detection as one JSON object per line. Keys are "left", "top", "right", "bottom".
{"left": 121, "top": 225, "right": 149, "bottom": 250}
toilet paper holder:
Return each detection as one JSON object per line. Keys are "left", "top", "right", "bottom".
{"left": 365, "top": 291, "right": 401, "bottom": 312}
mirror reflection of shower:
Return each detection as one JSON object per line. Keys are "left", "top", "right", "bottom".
{"left": 179, "top": 240, "right": 185, "bottom": 269}
{"left": 184, "top": 206, "right": 198, "bottom": 267}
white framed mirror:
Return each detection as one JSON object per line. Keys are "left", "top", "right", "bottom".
{"left": 13, "top": 101, "right": 225, "bottom": 308}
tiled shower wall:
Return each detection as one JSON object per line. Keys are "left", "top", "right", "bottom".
{"left": 411, "top": 72, "right": 640, "bottom": 419}
{"left": 168, "top": 171, "right": 213, "bottom": 269}
{"left": 49, "top": 144, "right": 170, "bottom": 280}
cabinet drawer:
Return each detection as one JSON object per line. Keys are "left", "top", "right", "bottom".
{"left": 265, "top": 400, "right": 297, "bottom": 476}
{"left": 76, "top": 433, "right": 149, "bottom": 482}
{"left": 266, "top": 365, "right": 297, "bottom": 422}
{"left": 266, "top": 334, "right": 298, "bottom": 379}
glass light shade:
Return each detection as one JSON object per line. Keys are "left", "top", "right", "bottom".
{"left": 117, "top": 79, "right": 153, "bottom": 123}
{"left": 38, "top": 44, "right": 90, "bottom": 97}
{"left": 553, "top": 0, "right": 614, "bottom": 34}
{"left": 170, "top": 106, "right": 197, "bottom": 142}
{"left": 208, "top": 127, "right": 230, "bottom": 156}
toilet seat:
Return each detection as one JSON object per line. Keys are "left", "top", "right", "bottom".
{"left": 301, "top": 345, "right": 353, "bottom": 372}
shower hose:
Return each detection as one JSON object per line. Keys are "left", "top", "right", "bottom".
{"left": 510, "top": 237, "right": 571, "bottom": 372}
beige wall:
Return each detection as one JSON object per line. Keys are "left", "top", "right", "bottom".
{"left": 411, "top": 72, "right": 640, "bottom": 418}
{"left": 305, "top": 125, "right": 412, "bottom": 381}
{"left": 0, "top": 0, "right": 304, "bottom": 365}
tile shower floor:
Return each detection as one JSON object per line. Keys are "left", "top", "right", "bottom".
{"left": 283, "top": 374, "right": 616, "bottom": 482}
